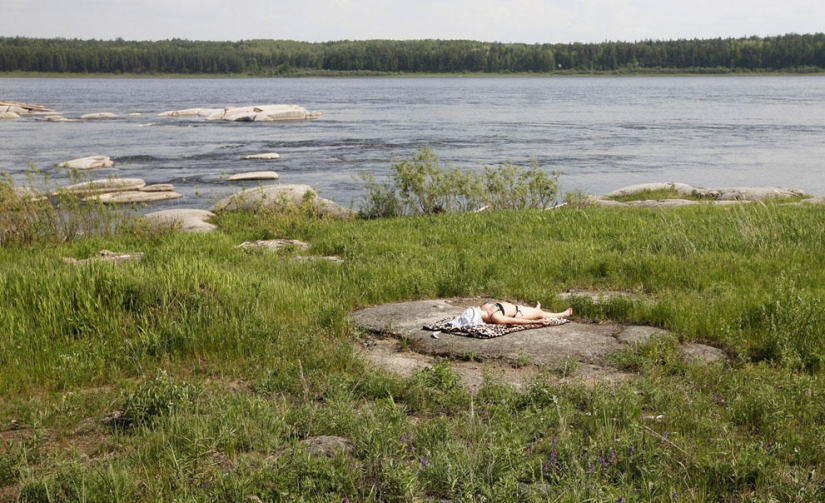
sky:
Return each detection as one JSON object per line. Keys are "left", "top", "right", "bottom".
{"left": 3, "top": 0, "right": 823, "bottom": 44}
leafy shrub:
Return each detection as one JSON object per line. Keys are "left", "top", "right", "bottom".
{"left": 115, "top": 369, "right": 200, "bottom": 430}
{"left": 757, "top": 275, "right": 825, "bottom": 372}
{"left": 359, "top": 146, "right": 559, "bottom": 218}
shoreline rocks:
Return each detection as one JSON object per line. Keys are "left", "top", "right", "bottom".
{"left": 210, "top": 183, "right": 354, "bottom": 219}
{"left": 594, "top": 182, "right": 812, "bottom": 207}
{"left": 142, "top": 209, "right": 217, "bottom": 233}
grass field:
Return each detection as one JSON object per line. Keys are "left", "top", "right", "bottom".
{"left": 1, "top": 191, "right": 824, "bottom": 501}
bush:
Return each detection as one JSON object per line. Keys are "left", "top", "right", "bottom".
{"left": 359, "top": 146, "right": 559, "bottom": 218}
{"left": 115, "top": 369, "right": 200, "bottom": 430}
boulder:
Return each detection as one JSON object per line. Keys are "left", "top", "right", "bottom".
{"left": 57, "top": 156, "right": 115, "bottom": 170}
{"left": 242, "top": 153, "right": 281, "bottom": 160}
{"left": 57, "top": 178, "right": 146, "bottom": 196}
{"left": 128, "top": 113, "right": 142, "bottom": 117}
{"left": 142, "top": 209, "right": 217, "bottom": 233}
{"left": 45, "top": 115, "right": 72, "bottom": 122}
{"left": 227, "top": 171, "right": 280, "bottom": 181}
{"left": 0, "top": 111, "right": 20, "bottom": 120}
{"left": 210, "top": 183, "right": 354, "bottom": 219}
{"left": 87, "top": 191, "right": 182, "bottom": 204}
{"left": 81, "top": 112, "right": 119, "bottom": 120}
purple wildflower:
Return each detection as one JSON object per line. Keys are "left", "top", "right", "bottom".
{"left": 672, "top": 491, "right": 678, "bottom": 501}
{"left": 549, "top": 450, "right": 557, "bottom": 468}
{"left": 617, "top": 498, "right": 626, "bottom": 503}
{"left": 420, "top": 458, "right": 428, "bottom": 468}
{"left": 599, "top": 456, "right": 608, "bottom": 469}
{"left": 627, "top": 446, "right": 635, "bottom": 460}
{"left": 527, "top": 443, "right": 535, "bottom": 453}
{"left": 587, "top": 462, "right": 594, "bottom": 474}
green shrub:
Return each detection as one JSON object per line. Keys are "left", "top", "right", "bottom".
{"left": 115, "top": 369, "right": 200, "bottom": 430}
{"left": 359, "top": 146, "right": 559, "bottom": 217}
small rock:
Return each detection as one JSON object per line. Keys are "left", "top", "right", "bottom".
{"left": 0, "top": 111, "right": 20, "bottom": 120}
{"left": 680, "top": 343, "right": 727, "bottom": 364}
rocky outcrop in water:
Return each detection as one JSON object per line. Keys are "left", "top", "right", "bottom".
{"left": 242, "top": 153, "right": 281, "bottom": 160}
{"left": 158, "top": 105, "right": 320, "bottom": 122}
{"left": 591, "top": 182, "right": 812, "bottom": 208}
{"left": 81, "top": 112, "right": 119, "bottom": 120}
{"left": 57, "top": 156, "right": 115, "bottom": 170}
{"left": 227, "top": 171, "right": 280, "bottom": 181}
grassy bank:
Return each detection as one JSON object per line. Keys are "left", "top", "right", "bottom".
{"left": 1, "top": 201, "right": 824, "bottom": 502}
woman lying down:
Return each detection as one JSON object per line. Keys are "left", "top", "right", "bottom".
{"left": 448, "top": 300, "right": 573, "bottom": 328}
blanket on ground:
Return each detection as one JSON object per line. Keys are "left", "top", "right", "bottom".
{"left": 423, "top": 317, "right": 569, "bottom": 339}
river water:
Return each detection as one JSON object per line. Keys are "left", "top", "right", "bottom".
{"left": 2, "top": 75, "right": 824, "bottom": 210}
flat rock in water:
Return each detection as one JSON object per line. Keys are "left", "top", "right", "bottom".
{"left": 88, "top": 191, "right": 182, "bottom": 204}
{"left": 158, "top": 107, "right": 224, "bottom": 117}
{"left": 57, "top": 156, "right": 115, "bottom": 170}
{"left": 81, "top": 112, "right": 119, "bottom": 120}
{"left": 0, "top": 111, "right": 20, "bottom": 120}
{"left": 227, "top": 171, "right": 280, "bottom": 181}
{"left": 209, "top": 105, "right": 321, "bottom": 122}
{"left": 604, "top": 182, "right": 697, "bottom": 198}
{"left": 58, "top": 178, "right": 146, "bottom": 195}
{"left": 140, "top": 184, "right": 176, "bottom": 192}
{"left": 143, "top": 209, "right": 217, "bottom": 233}
{"left": 602, "top": 182, "right": 807, "bottom": 201}
{"left": 242, "top": 153, "right": 281, "bottom": 160}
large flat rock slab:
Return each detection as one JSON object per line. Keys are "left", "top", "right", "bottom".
{"left": 351, "top": 299, "right": 642, "bottom": 367}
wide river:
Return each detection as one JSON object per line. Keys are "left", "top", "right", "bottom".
{"left": 2, "top": 75, "right": 824, "bottom": 210}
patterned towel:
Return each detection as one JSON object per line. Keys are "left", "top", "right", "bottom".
{"left": 423, "top": 317, "right": 569, "bottom": 339}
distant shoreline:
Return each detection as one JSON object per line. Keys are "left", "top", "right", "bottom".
{"left": 3, "top": 69, "right": 824, "bottom": 79}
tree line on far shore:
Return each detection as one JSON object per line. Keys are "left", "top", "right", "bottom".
{"left": 1, "top": 33, "right": 824, "bottom": 75}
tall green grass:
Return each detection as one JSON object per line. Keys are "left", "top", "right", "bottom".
{"left": 1, "top": 200, "right": 824, "bottom": 501}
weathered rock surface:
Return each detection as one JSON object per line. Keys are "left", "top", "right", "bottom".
{"left": 352, "top": 299, "right": 726, "bottom": 379}
{"left": 210, "top": 184, "right": 354, "bottom": 219}
{"left": 242, "top": 153, "right": 281, "bottom": 160}
{"left": 80, "top": 112, "right": 119, "bottom": 120}
{"left": 58, "top": 178, "right": 146, "bottom": 195}
{"left": 237, "top": 239, "right": 310, "bottom": 250}
{"left": 0, "top": 111, "right": 20, "bottom": 120}
{"left": 159, "top": 105, "right": 320, "bottom": 122}
{"left": 601, "top": 182, "right": 807, "bottom": 203}
{"left": 57, "top": 156, "right": 115, "bottom": 170}
{"left": 227, "top": 171, "right": 280, "bottom": 181}
{"left": 63, "top": 249, "right": 143, "bottom": 266}
{"left": 142, "top": 209, "right": 217, "bottom": 233}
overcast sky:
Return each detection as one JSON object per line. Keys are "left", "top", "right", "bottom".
{"left": 3, "top": 0, "right": 823, "bottom": 44}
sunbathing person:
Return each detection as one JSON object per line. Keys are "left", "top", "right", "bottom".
{"left": 448, "top": 301, "right": 573, "bottom": 328}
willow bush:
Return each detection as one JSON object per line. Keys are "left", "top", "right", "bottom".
{"left": 359, "top": 146, "right": 560, "bottom": 218}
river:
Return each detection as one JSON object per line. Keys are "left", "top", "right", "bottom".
{"left": 2, "top": 75, "right": 824, "bottom": 210}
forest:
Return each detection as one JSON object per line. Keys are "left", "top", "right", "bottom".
{"left": 1, "top": 33, "right": 824, "bottom": 75}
